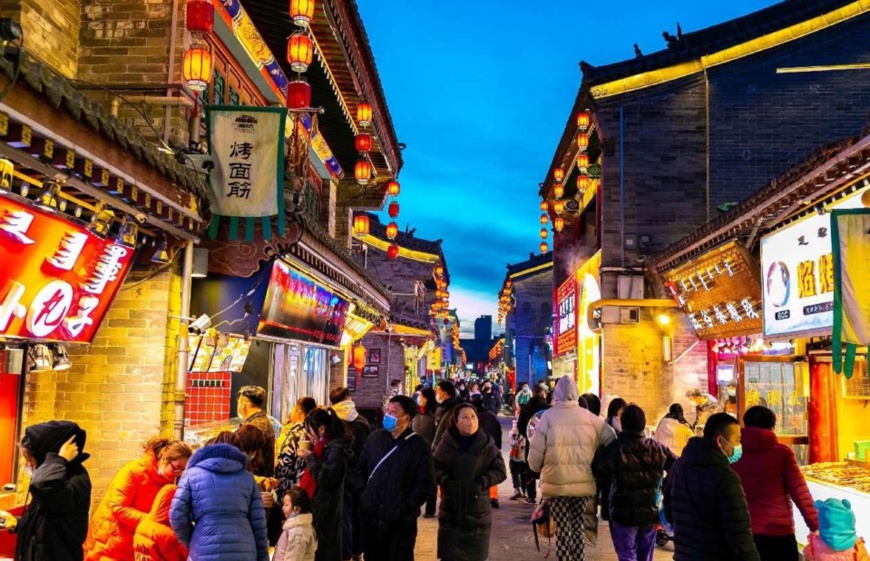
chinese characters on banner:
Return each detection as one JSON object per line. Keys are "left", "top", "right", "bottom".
{"left": 0, "top": 195, "right": 135, "bottom": 343}
{"left": 554, "top": 276, "right": 576, "bottom": 357}
{"left": 831, "top": 209, "right": 870, "bottom": 379}
{"left": 663, "top": 241, "right": 763, "bottom": 340}
{"left": 205, "top": 107, "right": 287, "bottom": 241}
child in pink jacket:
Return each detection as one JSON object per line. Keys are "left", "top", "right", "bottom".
{"left": 804, "top": 499, "right": 870, "bottom": 561}
{"left": 272, "top": 486, "right": 317, "bottom": 561}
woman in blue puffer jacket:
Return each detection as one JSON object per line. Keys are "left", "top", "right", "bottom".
{"left": 170, "top": 440, "right": 269, "bottom": 561}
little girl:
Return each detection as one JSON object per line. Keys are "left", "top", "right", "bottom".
{"left": 272, "top": 486, "right": 317, "bottom": 561}
{"left": 804, "top": 498, "right": 870, "bottom": 561}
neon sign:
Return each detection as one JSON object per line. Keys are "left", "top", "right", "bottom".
{"left": 554, "top": 276, "right": 576, "bottom": 357}
{"left": 0, "top": 195, "right": 135, "bottom": 343}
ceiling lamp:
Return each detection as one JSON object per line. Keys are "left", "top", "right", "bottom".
{"left": 577, "top": 153, "right": 589, "bottom": 171}
{"left": 553, "top": 184, "right": 564, "bottom": 199}
{"left": 539, "top": 241, "right": 548, "bottom": 254}
{"left": 51, "top": 344, "right": 71, "bottom": 371}
{"left": 553, "top": 167, "right": 564, "bottom": 183}
{"left": 385, "top": 221, "right": 398, "bottom": 240}
{"left": 152, "top": 236, "right": 170, "bottom": 263}
{"left": 183, "top": 43, "right": 213, "bottom": 92}
{"left": 554, "top": 216, "right": 565, "bottom": 232}
{"left": 540, "top": 213, "right": 548, "bottom": 225}
{"left": 354, "top": 159, "right": 372, "bottom": 185}
{"left": 355, "top": 133, "right": 372, "bottom": 153}
{"left": 117, "top": 215, "right": 139, "bottom": 248}
{"left": 388, "top": 201, "right": 399, "bottom": 218}
{"left": 287, "top": 32, "right": 313, "bottom": 73}
{"left": 577, "top": 175, "right": 591, "bottom": 193}
{"left": 553, "top": 200, "right": 565, "bottom": 215}
{"left": 577, "top": 132, "right": 589, "bottom": 152}
{"left": 353, "top": 214, "right": 370, "bottom": 237}
{"left": 289, "top": 0, "right": 315, "bottom": 28}
{"left": 29, "top": 344, "right": 54, "bottom": 372}
{"left": 539, "top": 201, "right": 548, "bottom": 212}
{"left": 576, "top": 110, "right": 591, "bottom": 131}
{"left": 88, "top": 202, "right": 115, "bottom": 238}
{"left": 387, "top": 180, "right": 400, "bottom": 197}
{"left": 387, "top": 244, "right": 399, "bottom": 260}
{"left": 186, "top": 0, "right": 214, "bottom": 36}
{"left": 539, "top": 228, "right": 548, "bottom": 240}
{"left": 357, "top": 102, "right": 372, "bottom": 128}
{"left": 287, "top": 78, "right": 311, "bottom": 109}
{"left": 35, "top": 179, "right": 61, "bottom": 212}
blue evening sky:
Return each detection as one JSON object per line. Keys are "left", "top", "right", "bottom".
{"left": 357, "top": 0, "right": 775, "bottom": 336}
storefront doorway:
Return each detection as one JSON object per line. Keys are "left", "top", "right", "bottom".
{"left": 271, "top": 342, "right": 329, "bottom": 423}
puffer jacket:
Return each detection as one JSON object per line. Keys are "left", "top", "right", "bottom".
{"left": 653, "top": 417, "right": 694, "bottom": 457}
{"left": 663, "top": 437, "right": 760, "bottom": 561}
{"left": 85, "top": 449, "right": 174, "bottom": 561}
{"left": 305, "top": 438, "right": 351, "bottom": 561}
{"left": 527, "top": 377, "right": 616, "bottom": 498}
{"left": 272, "top": 513, "right": 317, "bottom": 561}
{"left": 732, "top": 426, "right": 819, "bottom": 536}
{"left": 133, "top": 485, "right": 187, "bottom": 561}
{"left": 592, "top": 431, "right": 677, "bottom": 526}
{"left": 169, "top": 444, "right": 268, "bottom": 561}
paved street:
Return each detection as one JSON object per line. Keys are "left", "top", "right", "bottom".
{"left": 414, "top": 416, "right": 677, "bottom": 560}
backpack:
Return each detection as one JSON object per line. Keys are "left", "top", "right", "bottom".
{"left": 531, "top": 498, "right": 555, "bottom": 557}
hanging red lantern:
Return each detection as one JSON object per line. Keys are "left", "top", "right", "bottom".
{"left": 388, "top": 201, "right": 399, "bottom": 218}
{"left": 385, "top": 221, "right": 398, "bottom": 240}
{"left": 354, "top": 159, "right": 372, "bottom": 185}
{"left": 554, "top": 216, "right": 565, "bottom": 232}
{"left": 289, "top": 0, "right": 315, "bottom": 27}
{"left": 357, "top": 102, "right": 372, "bottom": 127}
{"left": 355, "top": 133, "right": 372, "bottom": 153}
{"left": 540, "top": 213, "right": 548, "bottom": 225}
{"left": 539, "top": 228, "right": 548, "bottom": 240}
{"left": 540, "top": 241, "right": 549, "bottom": 254}
{"left": 186, "top": 0, "right": 214, "bottom": 35}
{"left": 352, "top": 344, "right": 366, "bottom": 372}
{"left": 287, "top": 78, "right": 311, "bottom": 109}
{"left": 506, "top": 279, "right": 512, "bottom": 288}
{"left": 183, "top": 44, "right": 213, "bottom": 92}
{"left": 434, "top": 265, "right": 444, "bottom": 277}
{"left": 287, "top": 32, "right": 313, "bottom": 73}
{"left": 577, "top": 175, "right": 591, "bottom": 192}
{"left": 577, "top": 132, "right": 589, "bottom": 151}
{"left": 539, "top": 201, "right": 548, "bottom": 212}
{"left": 387, "top": 244, "right": 399, "bottom": 260}
{"left": 353, "top": 214, "right": 370, "bottom": 236}
{"left": 576, "top": 110, "right": 591, "bottom": 130}
{"left": 553, "top": 184, "right": 564, "bottom": 199}
{"left": 554, "top": 200, "right": 565, "bottom": 214}
{"left": 553, "top": 167, "right": 564, "bottom": 183}
{"left": 387, "top": 180, "right": 400, "bottom": 197}
{"left": 577, "top": 153, "right": 589, "bottom": 170}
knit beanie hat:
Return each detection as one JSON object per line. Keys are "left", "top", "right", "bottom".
{"left": 817, "top": 498, "right": 858, "bottom": 551}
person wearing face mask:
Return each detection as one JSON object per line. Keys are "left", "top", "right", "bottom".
{"left": 276, "top": 397, "right": 318, "bottom": 501}
{"left": 432, "top": 380, "right": 462, "bottom": 449}
{"left": 238, "top": 386, "right": 276, "bottom": 478}
{"left": 0, "top": 420, "right": 90, "bottom": 561}
{"left": 515, "top": 382, "right": 532, "bottom": 415}
{"left": 84, "top": 437, "right": 192, "bottom": 561}
{"left": 480, "top": 381, "right": 502, "bottom": 416}
{"left": 663, "top": 412, "right": 760, "bottom": 561}
{"left": 433, "top": 403, "right": 507, "bottom": 561}
{"left": 359, "top": 396, "right": 435, "bottom": 561}
{"left": 273, "top": 486, "right": 318, "bottom": 561}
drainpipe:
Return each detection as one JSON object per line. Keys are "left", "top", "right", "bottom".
{"left": 174, "top": 240, "right": 194, "bottom": 440}
{"left": 619, "top": 106, "right": 625, "bottom": 269}
{"left": 166, "top": 0, "right": 181, "bottom": 145}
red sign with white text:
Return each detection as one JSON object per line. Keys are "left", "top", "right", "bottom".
{"left": 0, "top": 195, "right": 135, "bottom": 343}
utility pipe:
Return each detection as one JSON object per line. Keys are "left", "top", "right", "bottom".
{"left": 174, "top": 240, "right": 194, "bottom": 440}
{"left": 110, "top": 96, "right": 196, "bottom": 118}
{"left": 166, "top": 0, "right": 180, "bottom": 145}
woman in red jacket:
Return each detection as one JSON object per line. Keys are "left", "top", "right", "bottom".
{"left": 733, "top": 406, "right": 819, "bottom": 561}
{"left": 133, "top": 485, "right": 188, "bottom": 561}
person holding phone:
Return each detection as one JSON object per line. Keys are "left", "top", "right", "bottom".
{"left": 0, "top": 420, "right": 91, "bottom": 561}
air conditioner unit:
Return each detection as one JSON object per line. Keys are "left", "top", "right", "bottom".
{"left": 620, "top": 307, "right": 640, "bottom": 325}
{"left": 617, "top": 275, "right": 644, "bottom": 299}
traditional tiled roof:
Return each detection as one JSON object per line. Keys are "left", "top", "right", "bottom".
{"left": 389, "top": 310, "right": 434, "bottom": 334}
{"left": 506, "top": 251, "right": 553, "bottom": 278}
{"left": 363, "top": 212, "right": 450, "bottom": 282}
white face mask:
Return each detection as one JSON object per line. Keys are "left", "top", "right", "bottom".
{"left": 24, "top": 466, "right": 34, "bottom": 477}
{"left": 436, "top": 394, "right": 445, "bottom": 404}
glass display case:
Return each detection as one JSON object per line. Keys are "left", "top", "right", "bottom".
{"left": 795, "top": 462, "right": 870, "bottom": 546}
{"left": 738, "top": 356, "right": 809, "bottom": 447}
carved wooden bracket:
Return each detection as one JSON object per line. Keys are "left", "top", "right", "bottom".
{"left": 201, "top": 220, "right": 302, "bottom": 277}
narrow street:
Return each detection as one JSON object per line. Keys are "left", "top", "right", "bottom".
{"left": 414, "top": 416, "right": 677, "bottom": 560}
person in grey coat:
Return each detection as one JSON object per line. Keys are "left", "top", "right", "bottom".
{"left": 433, "top": 403, "right": 507, "bottom": 561}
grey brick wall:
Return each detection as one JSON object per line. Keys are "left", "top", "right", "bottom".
{"left": 507, "top": 268, "right": 552, "bottom": 385}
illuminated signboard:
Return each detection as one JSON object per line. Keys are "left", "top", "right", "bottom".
{"left": 761, "top": 188, "right": 868, "bottom": 339}
{"left": 188, "top": 333, "right": 252, "bottom": 373}
{"left": 0, "top": 194, "right": 135, "bottom": 343}
{"left": 554, "top": 276, "right": 576, "bottom": 357}
{"left": 663, "top": 241, "right": 762, "bottom": 341}
{"left": 258, "top": 260, "right": 349, "bottom": 346}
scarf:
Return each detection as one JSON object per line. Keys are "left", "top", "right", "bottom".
{"left": 331, "top": 400, "right": 359, "bottom": 422}
{"left": 298, "top": 438, "right": 326, "bottom": 500}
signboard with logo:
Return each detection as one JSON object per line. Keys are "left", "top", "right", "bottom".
{"left": 258, "top": 260, "right": 349, "bottom": 346}
{"left": 664, "top": 241, "right": 762, "bottom": 341}
{"left": 0, "top": 194, "right": 135, "bottom": 343}
{"left": 554, "top": 276, "right": 576, "bottom": 357}
{"left": 761, "top": 189, "right": 868, "bottom": 339}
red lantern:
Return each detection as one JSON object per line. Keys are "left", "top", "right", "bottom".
{"left": 287, "top": 78, "right": 311, "bottom": 109}
{"left": 434, "top": 265, "right": 444, "bottom": 277}
{"left": 506, "top": 279, "right": 512, "bottom": 288}
{"left": 577, "top": 132, "right": 589, "bottom": 151}
{"left": 352, "top": 344, "right": 366, "bottom": 372}
{"left": 553, "top": 184, "right": 564, "bottom": 199}
{"left": 355, "top": 133, "right": 372, "bottom": 153}
{"left": 289, "top": 0, "right": 315, "bottom": 27}
{"left": 554, "top": 200, "right": 565, "bottom": 214}
{"left": 540, "top": 241, "right": 548, "bottom": 254}
{"left": 577, "top": 175, "right": 591, "bottom": 192}
{"left": 577, "top": 153, "right": 589, "bottom": 170}
{"left": 554, "top": 216, "right": 565, "bottom": 232}
{"left": 388, "top": 201, "right": 399, "bottom": 218}
{"left": 186, "top": 0, "right": 214, "bottom": 35}
{"left": 353, "top": 214, "right": 370, "bottom": 236}
{"left": 539, "top": 228, "right": 548, "bottom": 240}
{"left": 386, "top": 222, "right": 398, "bottom": 240}
{"left": 354, "top": 159, "right": 372, "bottom": 185}
{"left": 540, "top": 213, "right": 548, "bottom": 225}
{"left": 387, "top": 180, "right": 400, "bottom": 197}
{"left": 576, "top": 110, "right": 591, "bottom": 130}
{"left": 387, "top": 244, "right": 399, "bottom": 260}
{"left": 357, "top": 102, "right": 372, "bottom": 127}
{"left": 539, "top": 201, "right": 548, "bottom": 212}
{"left": 183, "top": 44, "right": 213, "bottom": 92}
{"left": 553, "top": 167, "right": 564, "bottom": 183}
{"left": 287, "top": 32, "right": 313, "bottom": 73}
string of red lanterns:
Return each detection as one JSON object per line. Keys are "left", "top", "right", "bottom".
{"left": 182, "top": 0, "right": 214, "bottom": 93}
{"left": 286, "top": 1, "right": 316, "bottom": 109}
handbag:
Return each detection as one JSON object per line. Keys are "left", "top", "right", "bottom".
{"left": 531, "top": 498, "right": 555, "bottom": 557}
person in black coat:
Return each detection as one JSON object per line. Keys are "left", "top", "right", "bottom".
{"left": 516, "top": 388, "right": 550, "bottom": 503}
{"left": 663, "top": 413, "right": 760, "bottom": 561}
{"left": 480, "top": 381, "right": 501, "bottom": 416}
{"left": 433, "top": 380, "right": 462, "bottom": 449}
{"left": 412, "top": 388, "right": 439, "bottom": 518}
{"left": 0, "top": 420, "right": 91, "bottom": 561}
{"left": 592, "top": 405, "right": 677, "bottom": 560}
{"left": 471, "top": 394, "right": 504, "bottom": 509}
{"left": 360, "top": 396, "right": 435, "bottom": 561}
{"left": 433, "top": 403, "right": 507, "bottom": 561}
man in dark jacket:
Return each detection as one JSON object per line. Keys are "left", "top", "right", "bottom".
{"left": 663, "top": 412, "right": 761, "bottom": 561}
{"left": 481, "top": 380, "right": 501, "bottom": 415}
{"left": 0, "top": 420, "right": 91, "bottom": 561}
{"left": 432, "top": 380, "right": 462, "bottom": 449}
{"left": 517, "top": 386, "right": 550, "bottom": 504}
{"left": 471, "top": 394, "right": 504, "bottom": 509}
{"left": 237, "top": 385, "right": 275, "bottom": 477}
{"left": 593, "top": 404, "right": 677, "bottom": 560}
{"left": 360, "top": 395, "right": 435, "bottom": 561}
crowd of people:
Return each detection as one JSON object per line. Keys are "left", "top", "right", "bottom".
{"left": 2, "top": 376, "right": 869, "bottom": 561}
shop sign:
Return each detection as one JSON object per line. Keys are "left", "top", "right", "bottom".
{"left": 664, "top": 241, "right": 762, "bottom": 341}
{"left": 0, "top": 195, "right": 135, "bottom": 344}
{"left": 761, "top": 190, "right": 867, "bottom": 339}
{"left": 554, "top": 276, "right": 576, "bottom": 357}
{"left": 427, "top": 346, "right": 442, "bottom": 371}
{"left": 258, "top": 260, "right": 349, "bottom": 346}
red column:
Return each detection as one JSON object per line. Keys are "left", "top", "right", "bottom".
{"left": 809, "top": 361, "right": 839, "bottom": 463}
{"left": 707, "top": 341, "right": 719, "bottom": 396}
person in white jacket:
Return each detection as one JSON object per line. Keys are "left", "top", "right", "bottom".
{"left": 653, "top": 403, "right": 694, "bottom": 457}
{"left": 528, "top": 377, "right": 616, "bottom": 561}
{"left": 273, "top": 487, "right": 318, "bottom": 561}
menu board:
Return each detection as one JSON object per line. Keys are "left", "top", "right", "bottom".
{"left": 188, "top": 332, "right": 252, "bottom": 372}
